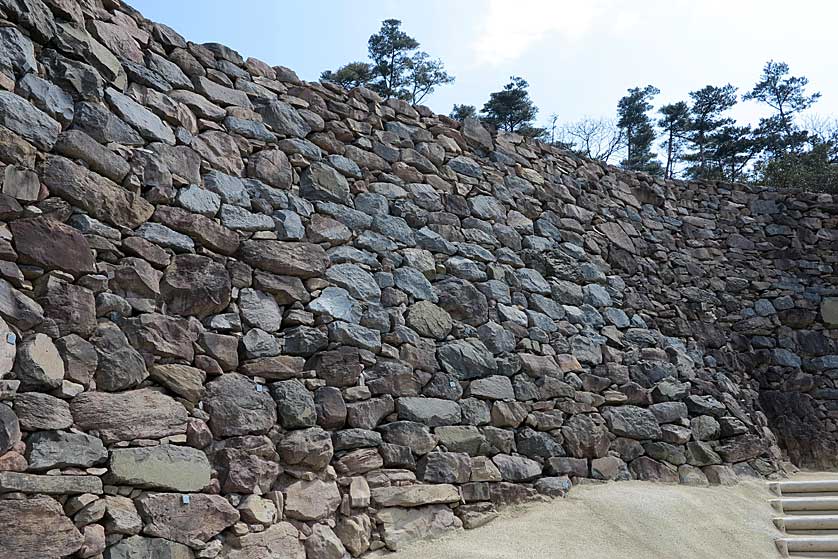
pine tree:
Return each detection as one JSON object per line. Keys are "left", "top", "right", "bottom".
{"left": 744, "top": 60, "right": 820, "bottom": 155}
{"left": 683, "top": 84, "right": 737, "bottom": 180}
{"left": 617, "top": 85, "right": 662, "bottom": 174}
{"left": 321, "top": 20, "right": 453, "bottom": 104}
{"left": 745, "top": 60, "right": 824, "bottom": 188}
{"left": 320, "top": 62, "right": 374, "bottom": 90}
{"left": 449, "top": 104, "right": 477, "bottom": 121}
{"left": 710, "top": 124, "right": 759, "bottom": 182}
{"left": 480, "top": 77, "right": 539, "bottom": 133}
{"left": 657, "top": 102, "right": 690, "bottom": 178}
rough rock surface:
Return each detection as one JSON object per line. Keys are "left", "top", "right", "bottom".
{"left": 0, "top": 2, "right": 829, "bottom": 557}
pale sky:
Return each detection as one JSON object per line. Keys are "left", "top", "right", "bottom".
{"left": 131, "top": 0, "right": 838, "bottom": 130}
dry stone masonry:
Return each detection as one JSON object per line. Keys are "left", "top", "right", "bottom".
{"left": 0, "top": 0, "right": 835, "bottom": 557}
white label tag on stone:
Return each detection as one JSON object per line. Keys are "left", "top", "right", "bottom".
{"left": 5, "top": 333, "right": 14, "bottom": 345}
{"left": 182, "top": 495, "right": 190, "bottom": 504}
{"left": 255, "top": 384, "right": 264, "bottom": 392}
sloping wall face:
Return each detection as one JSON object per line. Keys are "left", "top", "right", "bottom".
{"left": 0, "top": 0, "right": 834, "bottom": 557}
{"left": 587, "top": 171, "right": 837, "bottom": 469}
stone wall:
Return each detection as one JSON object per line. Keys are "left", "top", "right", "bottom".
{"left": 0, "top": 0, "right": 834, "bottom": 557}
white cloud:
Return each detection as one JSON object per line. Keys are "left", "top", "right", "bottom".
{"left": 471, "top": 0, "right": 616, "bottom": 66}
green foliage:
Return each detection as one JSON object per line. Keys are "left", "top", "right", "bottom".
{"left": 708, "top": 124, "right": 760, "bottom": 182}
{"left": 320, "top": 61, "right": 374, "bottom": 90}
{"left": 321, "top": 19, "right": 453, "bottom": 104}
{"left": 657, "top": 102, "right": 690, "bottom": 178}
{"left": 481, "top": 77, "right": 539, "bottom": 133}
{"left": 367, "top": 19, "right": 419, "bottom": 97}
{"left": 449, "top": 104, "right": 477, "bottom": 121}
{"left": 617, "top": 85, "right": 662, "bottom": 174}
{"left": 404, "top": 51, "right": 454, "bottom": 104}
{"left": 518, "top": 124, "right": 549, "bottom": 141}
{"left": 745, "top": 60, "right": 823, "bottom": 190}
{"left": 744, "top": 60, "right": 821, "bottom": 154}
{"left": 757, "top": 137, "right": 838, "bottom": 193}
{"left": 682, "top": 84, "right": 738, "bottom": 180}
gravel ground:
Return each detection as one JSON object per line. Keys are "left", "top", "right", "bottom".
{"left": 387, "top": 479, "right": 782, "bottom": 559}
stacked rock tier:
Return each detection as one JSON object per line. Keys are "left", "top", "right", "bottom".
{"left": 0, "top": 0, "right": 834, "bottom": 557}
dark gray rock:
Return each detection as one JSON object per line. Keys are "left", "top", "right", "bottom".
{"left": 90, "top": 320, "right": 148, "bottom": 392}
{"left": 270, "top": 379, "right": 317, "bottom": 429}
{"left": 0, "top": 404, "right": 20, "bottom": 454}
{"left": 0, "top": 90, "right": 60, "bottom": 150}
{"left": 492, "top": 454, "right": 541, "bottom": 482}
{"left": 255, "top": 99, "right": 311, "bottom": 137}
{"left": 160, "top": 254, "right": 231, "bottom": 318}
{"left": 435, "top": 278, "right": 488, "bottom": 326}
{"left": 398, "top": 397, "right": 461, "bottom": 427}
{"left": 380, "top": 421, "right": 437, "bottom": 455}
{"left": 204, "top": 374, "right": 276, "bottom": 437}
{"left": 106, "top": 88, "right": 174, "bottom": 144}
{"left": 437, "top": 339, "right": 497, "bottom": 380}
{"left": 602, "top": 405, "right": 662, "bottom": 440}
{"left": 417, "top": 452, "right": 471, "bottom": 483}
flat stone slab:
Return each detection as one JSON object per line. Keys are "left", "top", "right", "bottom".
{"left": 371, "top": 484, "right": 460, "bottom": 507}
{"left": 70, "top": 388, "right": 188, "bottom": 443}
{"left": 109, "top": 445, "right": 211, "bottom": 491}
{"left": 0, "top": 472, "right": 103, "bottom": 494}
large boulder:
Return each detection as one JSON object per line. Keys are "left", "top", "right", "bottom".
{"left": 629, "top": 456, "right": 679, "bottom": 482}
{"left": 437, "top": 339, "right": 497, "bottom": 380}
{"left": 602, "top": 405, "right": 662, "bottom": 440}
{"left": 270, "top": 380, "right": 316, "bottom": 429}
{"left": 238, "top": 240, "right": 328, "bottom": 278}
{"left": 434, "top": 278, "right": 488, "bottom": 326}
{"left": 204, "top": 374, "right": 276, "bottom": 437}
{"left": 26, "top": 431, "right": 107, "bottom": 470}
{"left": 561, "top": 414, "right": 610, "bottom": 459}
{"left": 14, "top": 333, "right": 63, "bottom": 391}
{"left": 377, "top": 505, "right": 461, "bottom": 551}
{"left": 406, "top": 301, "right": 453, "bottom": 340}
{"left": 398, "top": 397, "right": 461, "bottom": 427}
{"left": 34, "top": 276, "right": 96, "bottom": 338}
{"left": 0, "top": 90, "right": 60, "bottom": 150}
{"left": 71, "top": 389, "right": 188, "bottom": 443}
{"left": 223, "top": 522, "right": 305, "bottom": 559}
{"left": 371, "top": 484, "right": 460, "bottom": 507}
{"left": 109, "top": 445, "right": 211, "bottom": 491}
{"left": 300, "top": 162, "right": 351, "bottom": 205}
{"left": 305, "top": 524, "right": 347, "bottom": 559}
{"left": 137, "top": 493, "right": 239, "bottom": 546}
{"left": 13, "top": 392, "right": 72, "bottom": 430}
{"left": 277, "top": 427, "right": 334, "bottom": 470}
{"left": 160, "top": 254, "right": 231, "bottom": 318}
{"left": 11, "top": 217, "right": 95, "bottom": 277}
{"left": 284, "top": 479, "right": 341, "bottom": 521}
{"left": 90, "top": 321, "right": 148, "bottom": 392}
{"left": 492, "top": 454, "right": 542, "bottom": 481}
{"left": 42, "top": 155, "right": 154, "bottom": 229}
{"left": 0, "top": 497, "right": 83, "bottom": 559}
{"left": 0, "top": 280, "right": 43, "bottom": 331}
